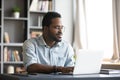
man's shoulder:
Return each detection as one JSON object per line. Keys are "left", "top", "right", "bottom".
{"left": 24, "top": 36, "right": 41, "bottom": 44}
{"left": 24, "top": 37, "right": 37, "bottom": 42}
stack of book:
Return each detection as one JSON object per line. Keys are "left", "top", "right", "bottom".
{"left": 100, "top": 69, "right": 120, "bottom": 74}
{"left": 4, "top": 47, "right": 21, "bottom": 62}
{"left": 29, "top": 0, "right": 52, "bottom": 12}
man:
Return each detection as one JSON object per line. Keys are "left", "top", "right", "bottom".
{"left": 22, "top": 12, "right": 75, "bottom": 74}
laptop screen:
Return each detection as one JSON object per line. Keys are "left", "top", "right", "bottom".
{"left": 73, "top": 49, "right": 104, "bottom": 75}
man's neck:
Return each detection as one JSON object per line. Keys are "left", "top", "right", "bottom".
{"left": 43, "top": 35, "right": 56, "bottom": 47}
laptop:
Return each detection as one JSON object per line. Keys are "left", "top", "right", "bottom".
{"left": 72, "top": 49, "right": 104, "bottom": 75}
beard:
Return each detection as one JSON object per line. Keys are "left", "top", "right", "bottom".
{"left": 47, "top": 28, "right": 63, "bottom": 42}
{"left": 50, "top": 34, "right": 62, "bottom": 42}
{"left": 52, "top": 36, "right": 62, "bottom": 42}
{"left": 48, "top": 32, "right": 62, "bottom": 42}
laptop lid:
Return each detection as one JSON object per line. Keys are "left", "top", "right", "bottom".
{"left": 73, "top": 49, "right": 104, "bottom": 75}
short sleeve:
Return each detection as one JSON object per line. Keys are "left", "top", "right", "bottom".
{"left": 64, "top": 43, "right": 75, "bottom": 67}
{"left": 22, "top": 39, "right": 37, "bottom": 69}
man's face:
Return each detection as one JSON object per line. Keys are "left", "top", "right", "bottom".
{"left": 47, "top": 18, "right": 64, "bottom": 42}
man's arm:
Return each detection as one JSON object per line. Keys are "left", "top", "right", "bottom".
{"left": 27, "top": 63, "right": 74, "bottom": 74}
{"left": 27, "top": 63, "right": 54, "bottom": 73}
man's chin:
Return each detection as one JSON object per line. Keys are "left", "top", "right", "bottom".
{"left": 56, "top": 38, "right": 62, "bottom": 42}
{"left": 53, "top": 37, "right": 62, "bottom": 42}
{"left": 56, "top": 39, "right": 62, "bottom": 42}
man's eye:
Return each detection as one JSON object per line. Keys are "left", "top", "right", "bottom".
{"left": 54, "top": 26, "right": 64, "bottom": 30}
{"left": 55, "top": 26, "right": 60, "bottom": 29}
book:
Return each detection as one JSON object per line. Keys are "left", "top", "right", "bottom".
{"left": 13, "top": 50, "right": 20, "bottom": 61}
{"left": 29, "top": 0, "right": 39, "bottom": 11}
{"left": 30, "top": 31, "right": 42, "bottom": 38}
{"left": 100, "top": 69, "right": 120, "bottom": 74}
{"left": 4, "top": 47, "right": 8, "bottom": 62}
{"left": 4, "top": 32, "right": 10, "bottom": 43}
{"left": 48, "top": 0, "right": 52, "bottom": 11}
{"left": 38, "top": 0, "right": 42, "bottom": 11}
{"left": 7, "top": 50, "right": 11, "bottom": 61}
{"left": 41, "top": 0, "right": 49, "bottom": 12}
{"left": 11, "top": 50, "right": 15, "bottom": 61}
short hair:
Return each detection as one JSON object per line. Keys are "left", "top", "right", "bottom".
{"left": 42, "top": 12, "right": 61, "bottom": 29}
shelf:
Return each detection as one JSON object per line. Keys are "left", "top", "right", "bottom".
{"left": 4, "top": 61, "right": 23, "bottom": 64}
{"left": 4, "top": 17, "right": 28, "bottom": 21}
{"left": 30, "top": 26, "right": 42, "bottom": 30}
{"left": 3, "top": 43, "right": 23, "bottom": 47}
{"left": 30, "top": 11, "right": 47, "bottom": 14}
{"left": 0, "top": 0, "right": 54, "bottom": 74}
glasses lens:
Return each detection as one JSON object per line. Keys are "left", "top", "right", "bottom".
{"left": 62, "top": 26, "right": 65, "bottom": 32}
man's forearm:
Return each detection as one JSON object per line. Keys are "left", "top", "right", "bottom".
{"left": 27, "top": 63, "right": 73, "bottom": 74}
{"left": 27, "top": 63, "right": 54, "bottom": 74}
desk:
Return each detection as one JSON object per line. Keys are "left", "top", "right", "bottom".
{"left": 0, "top": 73, "right": 120, "bottom": 80}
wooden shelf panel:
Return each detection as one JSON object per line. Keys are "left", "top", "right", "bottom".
{"left": 30, "top": 11, "right": 48, "bottom": 14}
{"left": 29, "top": 26, "right": 42, "bottom": 29}
{"left": 3, "top": 61, "right": 23, "bottom": 64}
{"left": 3, "top": 43, "right": 23, "bottom": 47}
{"left": 4, "top": 17, "right": 28, "bottom": 21}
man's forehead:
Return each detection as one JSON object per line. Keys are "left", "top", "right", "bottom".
{"left": 51, "top": 18, "right": 61, "bottom": 22}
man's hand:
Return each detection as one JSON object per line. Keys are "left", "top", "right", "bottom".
{"left": 59, "top": 67, "right": 74, "bottom": 73}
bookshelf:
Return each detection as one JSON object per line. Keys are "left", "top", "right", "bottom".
{"left": 28, "top": 0, "right": 54, "bottom": 38}
{"left": 0, "top": 0, "right": 55, "bottom": 74}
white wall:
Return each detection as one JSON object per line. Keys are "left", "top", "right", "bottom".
{"left": 55, "top": 0, "right": 73, "bottom": 44}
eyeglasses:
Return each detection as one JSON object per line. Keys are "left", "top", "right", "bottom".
{"left": 52, "top": 26, "right": 65, "bottom": 32}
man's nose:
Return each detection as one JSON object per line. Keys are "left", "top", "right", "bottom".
{"left": 59, "top": 27, "right": 65, "bottom": 33}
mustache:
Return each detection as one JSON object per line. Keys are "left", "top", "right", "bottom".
{"left": 56, "top": 32, "right": 62, "bottom": 35}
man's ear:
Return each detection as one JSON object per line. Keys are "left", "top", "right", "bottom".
{"left": 43, "top": 26, "right": 48, "bottom": 32}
